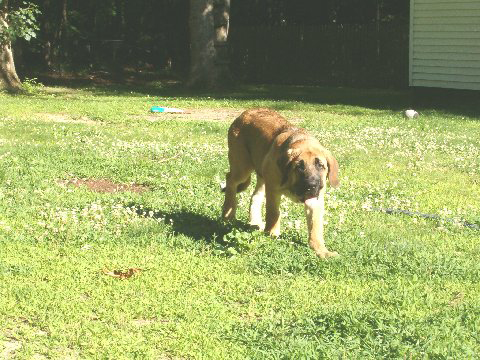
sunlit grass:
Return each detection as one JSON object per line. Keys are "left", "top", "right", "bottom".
{"left": 0, "top": 84, "right": 479, "bottom": 359}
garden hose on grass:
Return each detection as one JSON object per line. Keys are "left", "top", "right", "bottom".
{"left": 374, "top": 208, "right": 480, "bottom": 231}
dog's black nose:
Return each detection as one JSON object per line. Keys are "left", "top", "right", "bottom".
{"left": 302, "top": 178, "right": 322, "bottom": 197}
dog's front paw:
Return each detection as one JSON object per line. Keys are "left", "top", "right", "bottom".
{"left": 269, "top": 230, "right": 280, "bottom": 237}
{"left": 315, "top": 249, "right": 339, "bottom": 259}
{"left": 265, "top": 227, "right": 280, "bottom": 237}
{"left": 221, "top": 207, "right": 236, "bottom": 221}
{"left": 249, "top": 221, "right": 265, "bottom": 231}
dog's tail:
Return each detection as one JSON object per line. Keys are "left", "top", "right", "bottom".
{"left": 220, "top": 175, "right": 251, "bottom": 193}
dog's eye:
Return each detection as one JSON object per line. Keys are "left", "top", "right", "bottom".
{"left": 315, "top": 158, "right": 325, "bottom": 169}
{"left": 296, "top": 160, "right": 305, "bottom": 172}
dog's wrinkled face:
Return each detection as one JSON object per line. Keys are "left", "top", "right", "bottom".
{"left": 280, "top": 146, "right": 339, "bottom": 203}
{"left": 291, "top": 153, "right": 327, "bottom": 202}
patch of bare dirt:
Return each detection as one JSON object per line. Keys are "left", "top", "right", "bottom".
{"left": 1, "top": 338, "right": 22, "bottom": 359}
{"left": 59, "top": 178, "right": 149, "bottom": 193}
{"left": 36, "top": 113, "right": 98, "bottom": 125}
{"left": 31, "top": 354, "right": 48, "bottom": 360}
{"left": 140, "top": 108, "right": 243, "bottom": 122}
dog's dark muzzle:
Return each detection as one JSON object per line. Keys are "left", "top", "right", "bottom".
{"left": 295, "top": 176, "right": 323, "bottom": 202}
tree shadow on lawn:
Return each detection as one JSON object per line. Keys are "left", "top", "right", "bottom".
{"left": 37, "top": 70, "right": 480, "bottom": 117}
{"left": 39, "top": 71, "right": 409, "bottom": 111}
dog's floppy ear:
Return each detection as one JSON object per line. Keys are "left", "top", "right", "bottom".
{"left": 326, "top": 153, "right": 339, "bottom": 188}
{"left": 277, "top": 156, "right": 292, "bottom": 186}
{"left": 277, "top": 149, "right": 297, "bottom": 186}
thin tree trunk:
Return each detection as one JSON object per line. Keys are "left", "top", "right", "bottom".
{"left": 213, "top": 0, "right": 231, "bottom": 86}
{"left": 42, "top": 0, "right": 53, "bottom": 69}
{"left": 41, "top": 0, "right": 67, "bottom": 69}
{"left": 57, "top": 0, "right": 68, "bottom": 63}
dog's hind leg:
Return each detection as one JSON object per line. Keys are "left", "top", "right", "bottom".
{"left": 222, "top": 171, "right": 251, "bottom": 221}
{"left": 223, "top": 126, "right": 254, "bottom": 221}
{"left": 249, "top": 176, "right": 265, "bottom": 230}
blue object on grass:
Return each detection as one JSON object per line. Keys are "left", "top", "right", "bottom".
{"left": 150, "top": 106, "right": 184, "bottom": 113}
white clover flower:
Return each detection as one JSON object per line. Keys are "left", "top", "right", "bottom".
{"left": 81, "top": 244, "right": 93, "bottom": 251}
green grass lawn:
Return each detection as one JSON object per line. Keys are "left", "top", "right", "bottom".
{"left": 0, "top": 81, "right": 479, "bottom": 359}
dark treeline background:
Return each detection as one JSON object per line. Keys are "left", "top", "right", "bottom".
{"left": 16, "top": 0, "right": 409, "bottom": 88}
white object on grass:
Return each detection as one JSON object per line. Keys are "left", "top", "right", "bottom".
{"left": 404, "top": 109, "right": 419, "bottom": 119}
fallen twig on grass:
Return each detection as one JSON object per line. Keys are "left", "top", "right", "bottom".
{"left": 102, "top": 268, "right": 142, "bottom": 279}
{"left": 158, "top": 154, "right": 181, "bottom": 163}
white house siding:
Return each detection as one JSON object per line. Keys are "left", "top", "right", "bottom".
{"left": 409, "top": 0, "right": 480, "bottom": 90}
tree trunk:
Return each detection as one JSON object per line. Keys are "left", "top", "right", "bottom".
{"left": 188, "top": 0, "right": 231, "bottom": 88}
{"left": 56, "top": 0, "right": 68, "bottom": 64}
{"left": 0, "top": 8, "right": 23, "bottom": 92}
{"left": 42, "top": 0, "right": 53, "bottom": 69}
{"left": 41, "top": 0, "right": 68, "bottom": 69}
{"left": 0, "top": 43, "right": 22, "bottom": 92}
{"left": 213, "top": 0, "right": 231, "bottom": 86}
{"left": 188, "top": 0, "right": 216, "bottom": 88}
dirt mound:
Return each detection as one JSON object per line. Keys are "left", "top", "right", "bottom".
{"left": 60, "top": 178, "right": 148, "bottom": 193}
{"left": 36, "top": 113, "right": 98, "bottom": 125}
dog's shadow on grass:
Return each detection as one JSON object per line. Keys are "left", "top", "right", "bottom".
{"left": 132, "top": 205, "right": 251, "bottom": 244}
{"left": 129, "top": 204, "right": 308, "bottom": 261}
